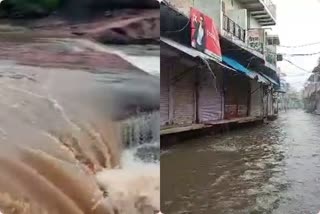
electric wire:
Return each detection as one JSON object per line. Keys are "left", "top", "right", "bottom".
{"left": 283, "top": 58, "right": 311, "bottom": 73}
{"left": 279, "top": 41, "right": 320, "bottom": 48}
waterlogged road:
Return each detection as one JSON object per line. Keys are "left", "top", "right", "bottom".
{"left": 161, "top": 110, "right": 320, "bottom": 214}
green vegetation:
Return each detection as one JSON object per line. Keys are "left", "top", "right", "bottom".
{"left": 0, "top": 0, "right": 160, "bottom": 18}
{"left": 0, "top": 0, "right": 61, "bottom": 18}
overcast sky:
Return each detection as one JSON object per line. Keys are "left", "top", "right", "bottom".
{"left": 272, "top": 0, "right": 320, "bottom": 91}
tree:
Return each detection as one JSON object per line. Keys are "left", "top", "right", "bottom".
{"left": 0, "top": 0, "right": 159, "bottom": 19}
{"left": 312, "top": 57, "right": 320, "bottom": 73}
{"left": 0, "top": 0, "right": 61, "bottom": 18}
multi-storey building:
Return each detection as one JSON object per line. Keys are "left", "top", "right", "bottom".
{"left": 160, "top": 0, "right": 281, "bottom": 135}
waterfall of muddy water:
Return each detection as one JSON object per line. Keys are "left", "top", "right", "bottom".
{"left": 96, "top": 111, "right": 160, "bottom": 213}
{"left": 0, "top": 61, "right": 160, "bottom": 213}
{"left": 121, "top": 112, "right": 160, "bottom": 162}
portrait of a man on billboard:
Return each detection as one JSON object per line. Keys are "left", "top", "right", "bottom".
{"left": 191, "top": 8, "right": 222, "bottom": 59}
{"left": 192, "top": 14, "right": 207, "bottom": 52}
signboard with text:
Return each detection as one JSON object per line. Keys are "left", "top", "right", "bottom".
{"left": 191, "top": 8, "right": 222, "bottom": 60}
{"left": 248, "top": 29, "right": 265, "bottom": 54}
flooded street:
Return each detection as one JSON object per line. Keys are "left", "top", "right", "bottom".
{"left": 161, "top": 110, "right": 320, "bottom": 214}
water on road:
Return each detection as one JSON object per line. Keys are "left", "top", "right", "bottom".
{"left": 161, "top": 110, "right": 320, "bottom": 214}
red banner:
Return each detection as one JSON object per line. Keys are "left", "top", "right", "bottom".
{"left": 191, "top": 8, "right": 221, "bottom": 59}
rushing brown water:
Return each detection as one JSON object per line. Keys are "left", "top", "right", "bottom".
{"left": 0, "top": 58, "right": 160, "bottom": 213}
{"left": 161, "top": 110, "right": 320, "bottom": 214}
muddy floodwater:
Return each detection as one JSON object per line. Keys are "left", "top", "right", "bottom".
{"left": 161, "top": 110, "right": 320, "bottom": 214}
{"left": 0, "top": 44, "right": 160, "bottom": 214}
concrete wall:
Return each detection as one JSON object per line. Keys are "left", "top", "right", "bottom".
{"left": 167, "top": 0, "right": 265, "bottom": 33}
{"left": 223, "top": 0, "right": 247, "bottom": 29}
{"left": 223, "top": 0, "right": 243, "bottom": 10}
{"left": 194, "top": 0, "right": 222, "bottom": 31}
{"left": 167, "top": 0, "right": 223, "bottom": 31}
{"left": 227, "top": 9, "right": 247, "bottom": 29}
{"left": 167, "top": 0, "right": 193, "bottom": 16}
{"left": 266, "top": 44, "right": 276, "bottom": 52}
{"left": 168, "top": 0, "right": 265, "bottom": 32}
{"left": 248, "top": 16, "right": 261, "bottom": 29}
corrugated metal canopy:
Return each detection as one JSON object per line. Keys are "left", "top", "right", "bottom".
{"left": 260, "top": 72, "right": 280, "bottom": 86}
{"left": 222, "top": 56, "right": 257, "bottom": 79}
{"left": 161, "top": 38, "right": 271, "bottom": 85}
{"left": 161, "top": 37, "right": 222, "bottom": 61}
{"left": 222, "top": 56, "right": 269, "bottom": 84}
{"left": 251, "top": 70, "right": 271, "bottom": 84}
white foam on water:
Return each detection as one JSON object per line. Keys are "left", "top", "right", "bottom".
{"left": 96, "top": 147, "right": 160, "bottom": 214}
{"left": 121, "top": 142, "right": 160, "bottom": 167}
{"left": 96, "top": 112, "right": 160, "bottom": 213}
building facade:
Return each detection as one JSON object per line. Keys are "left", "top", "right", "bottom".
{"left": 303, "top": 73, "right": 320, "bottom": 113}
{"left": 160, "top": 0, "right": 281, "bottom": 135}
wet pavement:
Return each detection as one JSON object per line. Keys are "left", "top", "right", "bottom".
{"left": 161, "top": 110, "right": 320, "bottom": 214}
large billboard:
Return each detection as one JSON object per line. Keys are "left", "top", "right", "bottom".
{"left": 191, "top": 8, "right": 222, "bottom": 60}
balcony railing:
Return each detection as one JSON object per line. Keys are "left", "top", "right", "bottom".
{"left": 223, "top": 14, "right": 246, "bottom": 42}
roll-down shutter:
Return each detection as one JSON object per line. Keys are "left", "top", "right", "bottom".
{"left": 250, "top": 79, "right": 263, "bottom": 117}
{"left": 160, "top": 68, "right": 170, "bottom": 126}
{"left": 198, "top": 70, "right": 223, "bottom": 122}
{"left": 173, "top": 69, "right": 195, "bottom": 125}
{"left": 224, "top": 74, "right": 250, "bottom": 119}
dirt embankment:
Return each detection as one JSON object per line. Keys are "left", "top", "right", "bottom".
{"left": 1, "top": 9, "right": 159, "bottom": 44}
{"left": 0, "top": 38, "right": 145, "bottom": 73}
{"left": 0, "top": 8, "right": 159, "bottom": 72}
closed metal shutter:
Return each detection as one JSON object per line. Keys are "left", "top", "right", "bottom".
{"left": 160, "top": 68, "right": 169, "bottom": 126}
{"left": 224, "top": 74, "right": 238, "bottom": 119}
{"left": 315, "top": 97, "right": 320, "bottom": 114}
{"left": 237, "top": 77, "right": 250, "bottom": 117}
{"left": 198, "top": 70, "right": 223, "bottom": 123}
{"left": 263, "top": 93, "right": 268, "bottom": 117}
{"left": 268, "top": 92, "right": 273, "bottom": 115}
{"left": 224, "top": 74, "right": 250, "bottom": 119}
{"left": 173, "top": 67, "right": 195, "bottom": 125}
{"left": 250, "top": 80, "right": 263, "bottom": 117}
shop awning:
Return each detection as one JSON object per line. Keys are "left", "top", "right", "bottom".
{"left": 222, "top": 56, "right": 257, "bottom": 79}
{"left": 161, "top": 39, "right": 271, "bottom": 85}
{"left": 259, "top": 72, "right": 280, "bottom": 86}
{"left": 222, "top": 56, "right": 269, "bottom": 84}
{"left": 161, "top": 37, "right": 226, "bottom": 65}
{"left": 255, "top": 72, "right": 270, "bottom": 84}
